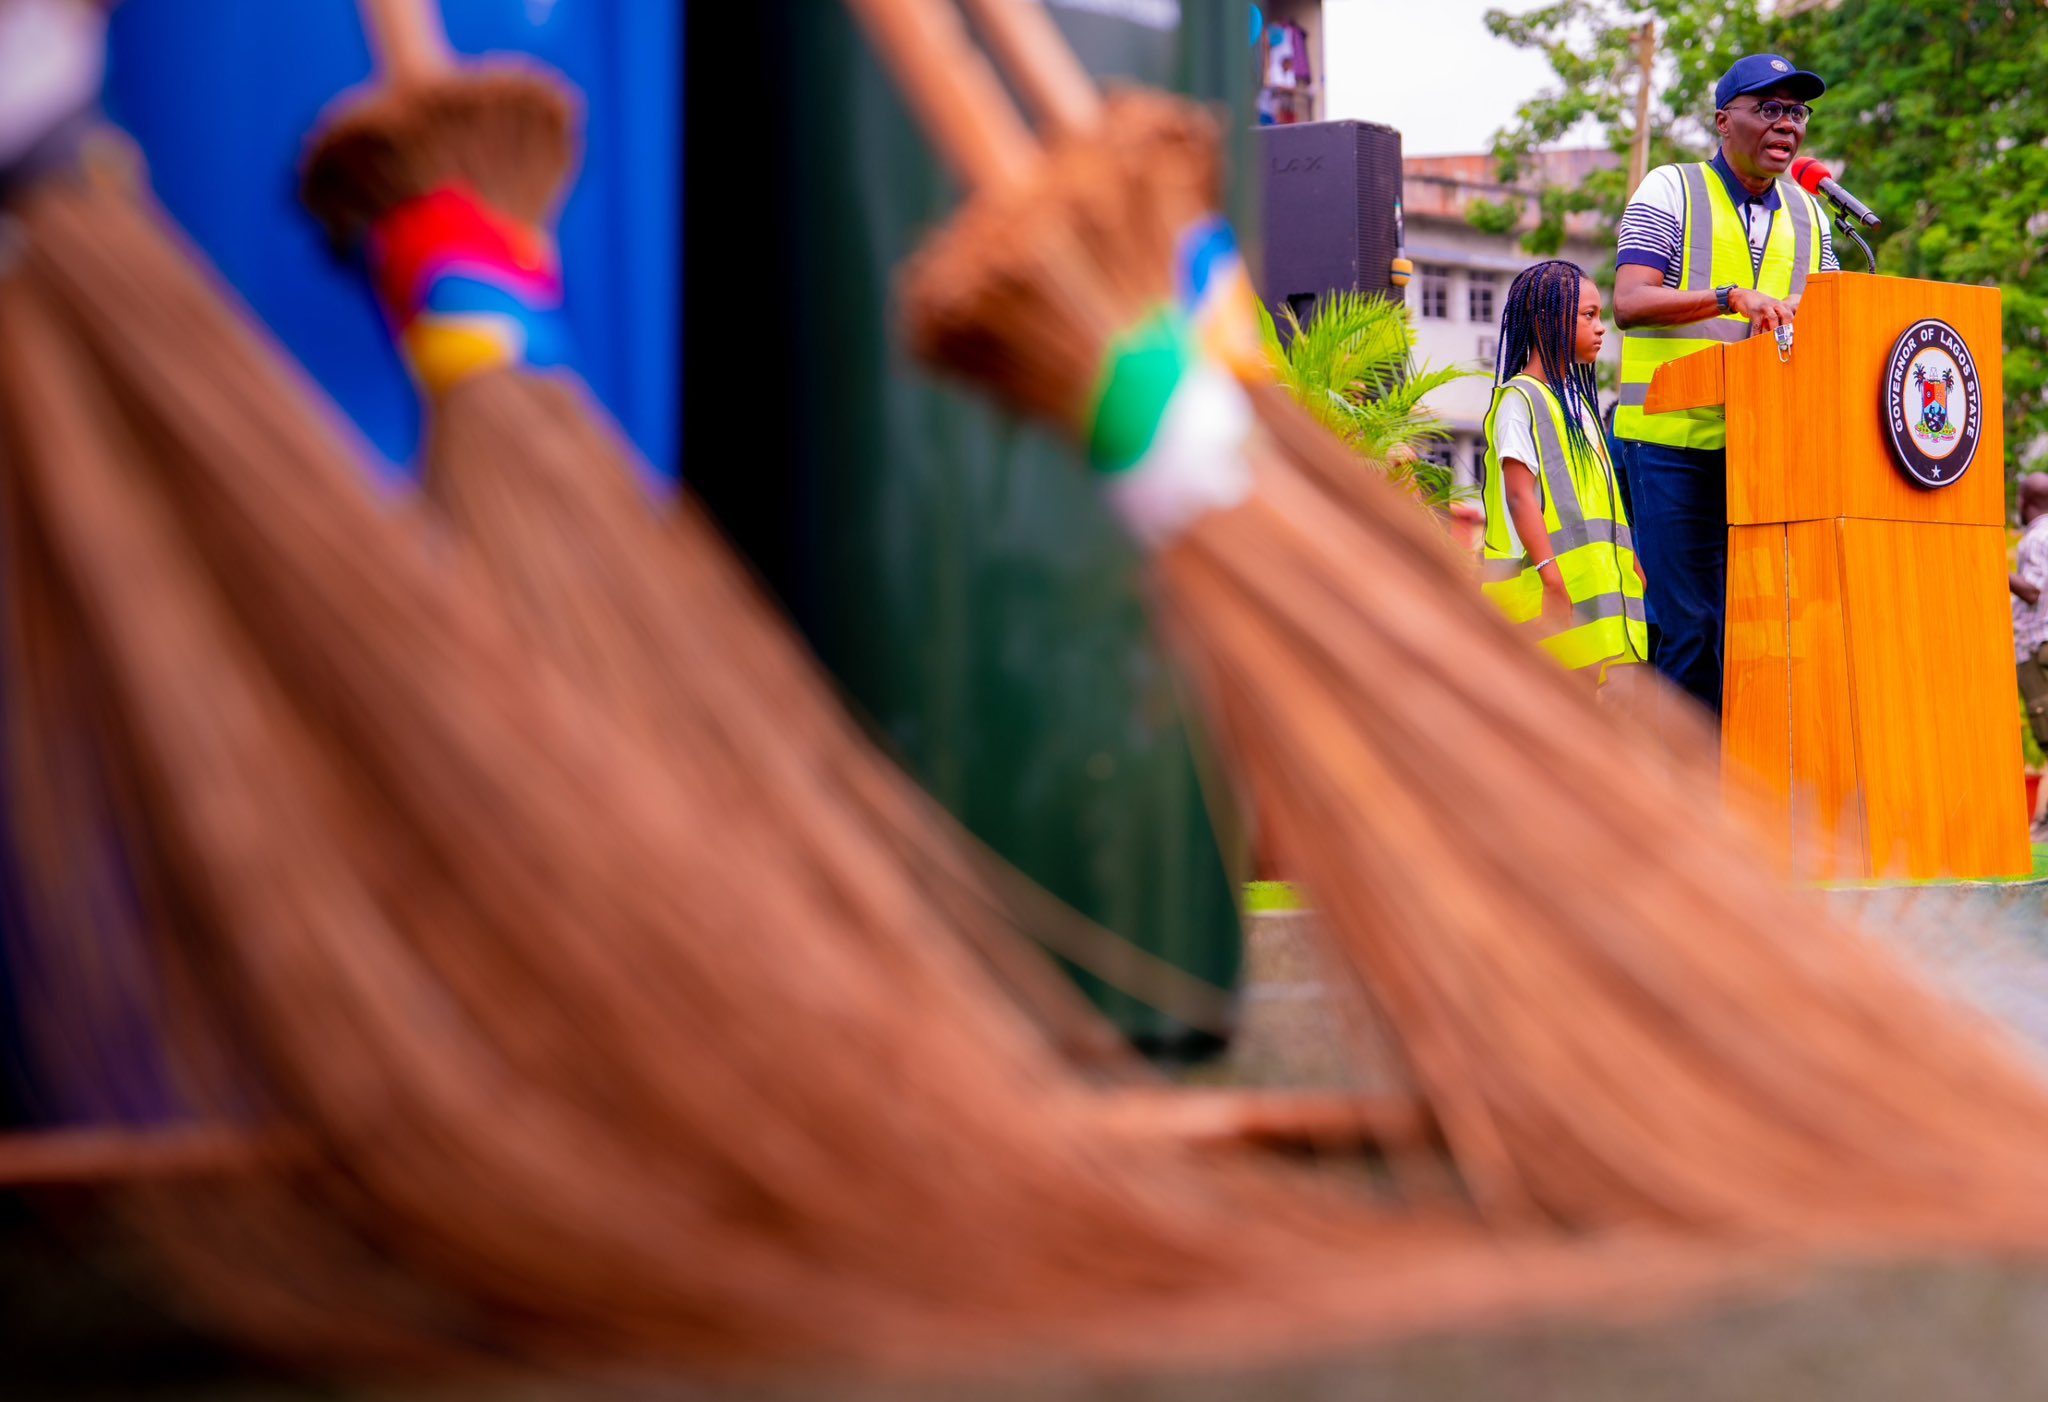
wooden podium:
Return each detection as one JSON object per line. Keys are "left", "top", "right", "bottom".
{"left": 1645, "top": 272, "right": 2028, "bottom": 880}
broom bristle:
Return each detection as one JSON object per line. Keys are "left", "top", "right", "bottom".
{"left": 423, "top": 367, "right": 1177, "bottom": 1068}
{"left": 899, "top": 90, "right": 2048, "bottom": 1247}
{"left": 1, "top": 461, "right": 182, "bottom": 1128}
{"left": 299, "top": 64, "right": 576, "bottom": 243}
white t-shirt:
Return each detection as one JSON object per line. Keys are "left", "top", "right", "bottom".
{"left": 2015, "top": 515, "right": 2048, "bottom": 662}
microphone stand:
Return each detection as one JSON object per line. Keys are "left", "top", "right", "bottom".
{"left": 1835, "top": 206, "right": 1877, "bottom": 273}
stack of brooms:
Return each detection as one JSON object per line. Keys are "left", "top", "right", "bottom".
{"left": 292, "top": 0, "right": 1244, "bottom": 1073}
{"left": 0, "top": 0, "right": 1726, "bottom": 1379}
{"left": 15, "top": 0, "right": 2048, "bottom": 1380}
{"left": 291, "top": 0, "right": 1439, "bottom": 1154}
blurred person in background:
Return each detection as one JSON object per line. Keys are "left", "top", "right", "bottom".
{"left": 2011, "top": 474, "right": 2048, "bottom": 839}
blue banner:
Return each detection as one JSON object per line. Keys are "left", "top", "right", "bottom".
{"left": 104, "top": 0, "right": 679, "bottom": 481}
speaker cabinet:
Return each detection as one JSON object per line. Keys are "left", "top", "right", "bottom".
{"left": 1256, "top": 119, "right": 1404, "bottom": 325}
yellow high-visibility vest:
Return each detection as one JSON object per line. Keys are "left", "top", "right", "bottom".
{"left": 1481, "top": 375, "right": 1649, "bottom": 677}
{"left": 1614, "top": 162, "right": 1828, "bottom": 451}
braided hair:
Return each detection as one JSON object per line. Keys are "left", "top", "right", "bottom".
{"left": 1494, "top": 259, "right": 1604, "bottom": 463}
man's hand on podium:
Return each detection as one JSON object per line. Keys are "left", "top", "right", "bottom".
{"left": 1729, "top": 287, "right": 1795, "bottom": 336}
{"left": 1613, "top": 266, "right": 1799, "bottom": 336}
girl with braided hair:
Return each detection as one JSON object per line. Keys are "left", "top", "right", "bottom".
{"left": 1478, "top": 259, "right": 1649, "bottom": 684}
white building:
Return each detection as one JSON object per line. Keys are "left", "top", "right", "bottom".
{"left": 1400, "top": 150, "right": 1622, "bottom": 496}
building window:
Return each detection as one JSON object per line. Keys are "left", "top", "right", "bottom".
{"left": 1467, "top": 272, "right": 1498, "bottom": 325}
{"left": 1475, "top": 332, "right": 1498, "bottom": 365}
{"left": 1418, "top": 265, "right": 1450, "bottom": 320}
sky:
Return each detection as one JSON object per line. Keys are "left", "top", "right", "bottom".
{"left": 1322, "top": 0, "right": 1573, "bottom": 157}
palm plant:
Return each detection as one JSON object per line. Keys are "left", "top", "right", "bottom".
{"left": 1258, "top": 290, "right": 1477, "bottom": 508}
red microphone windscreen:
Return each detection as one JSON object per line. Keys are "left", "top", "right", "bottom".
{"left": 1791, "top": 157, "right": 1833, "bottom": 193}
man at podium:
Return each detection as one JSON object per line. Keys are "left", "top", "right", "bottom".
{"left": 1610, "top": 53, "right": 1837, "bottom": 715}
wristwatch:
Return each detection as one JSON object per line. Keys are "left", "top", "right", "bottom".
{"left": 1715, "top": 285, "right": 1737, "bottom": 314}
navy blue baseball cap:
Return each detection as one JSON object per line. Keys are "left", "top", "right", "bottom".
{"left": 1715, "top": 54, "right": 1826, "bottom": 110}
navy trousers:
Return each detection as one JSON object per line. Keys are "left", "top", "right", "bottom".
{"left": 1617, "top": 438, "right": 1727, "bottom": 715}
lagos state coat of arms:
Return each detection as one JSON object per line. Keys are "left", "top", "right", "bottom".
{"left": 1882, "top": 318, "right": 1983, "bottom": 489}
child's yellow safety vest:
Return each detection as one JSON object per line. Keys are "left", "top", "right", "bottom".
{"left": 1480, "top": 375, "right": 1649, "bottom": 677}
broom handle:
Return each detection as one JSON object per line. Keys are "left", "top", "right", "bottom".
{"left": 840, "top": 0, "right": 1040, "bottom": 190}
{"left": 358, "top": 0, "right": 455, "bottom": 87}
{"left": 956, "top": 0, "right": 1104, "bottom": 135}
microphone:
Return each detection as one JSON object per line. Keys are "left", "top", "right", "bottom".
{"left": 1791, "top": 157, "right": 1881, "bottom": 228}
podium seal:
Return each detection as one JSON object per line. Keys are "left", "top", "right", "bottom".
{"left": 1882, "top": 318, "right": 1982, "bottom": 489}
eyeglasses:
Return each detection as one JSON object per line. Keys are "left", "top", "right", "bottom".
{"left": 1725, "top": 99, "right": 1812, "bottom": 126}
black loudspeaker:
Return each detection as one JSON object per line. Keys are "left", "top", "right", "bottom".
{"left": 1256, "top": 119, "right": 1405, "bottom": 326}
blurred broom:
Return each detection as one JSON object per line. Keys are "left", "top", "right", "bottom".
{"left": 296, "top": 0, "right": 1237, "bottom": 1071}
{"left": 0, "top": 7, "right": 1727, "bottom": 1372}
{"left": 847, "top": 0, "right": 2048, "bottom": 1246}
{"left": 2, "top": 462, "right": 168, "bottom": 1127}
{"left": 0, "top": 0, "right": 210, "bottom": 1143}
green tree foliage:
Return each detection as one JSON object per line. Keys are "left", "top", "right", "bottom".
{"left": 1257, "top": 290, "right": 1476, "bottom": 505}
{"left": 1479, "top": 0, "right": 1764, "bottom": 258}
{"left": 1485, "top": 0, "right": 2048, "bottom": 476}
{"left": 1808, "top": 2, "right": 2048, "bottom": 478}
